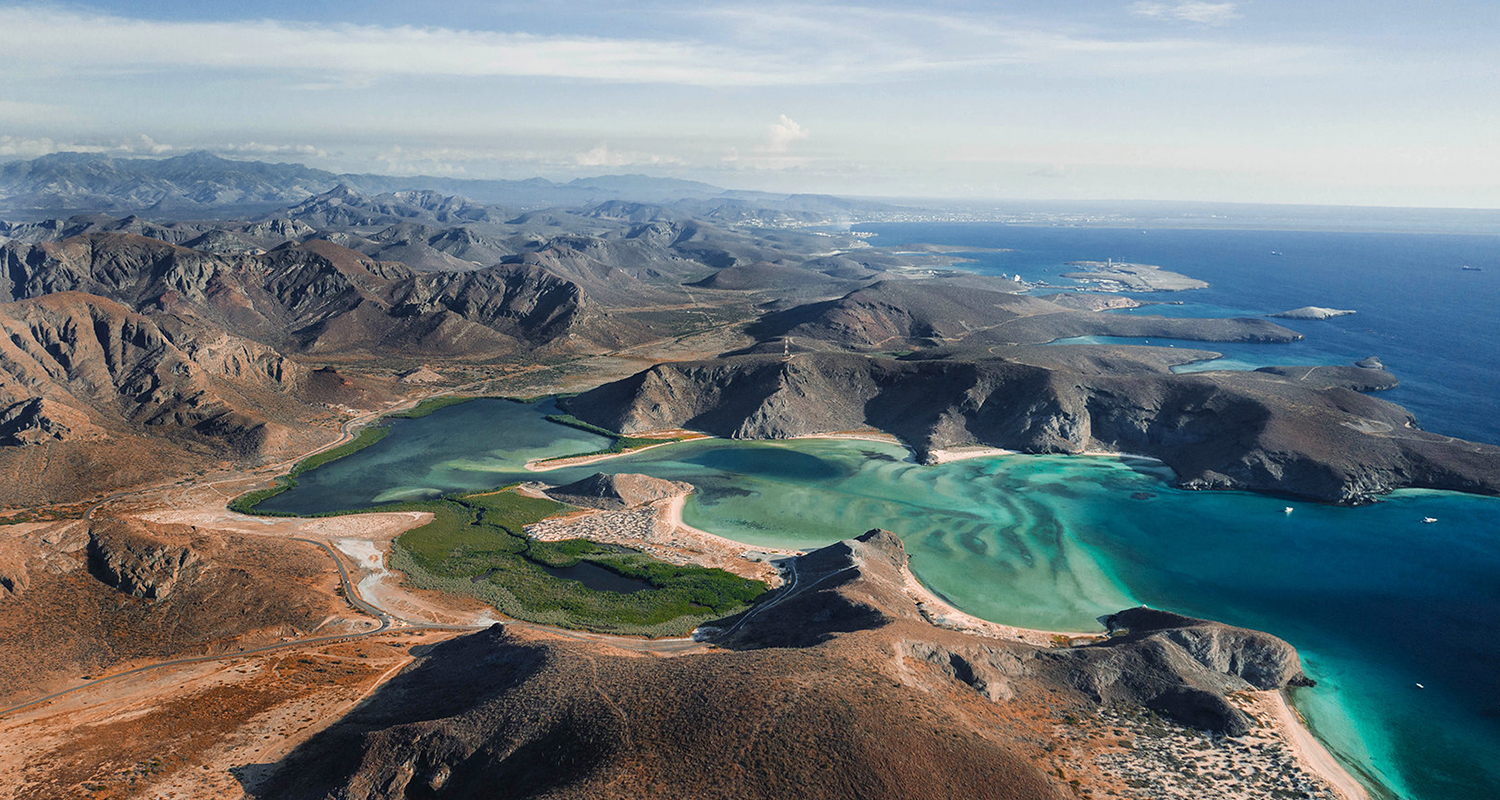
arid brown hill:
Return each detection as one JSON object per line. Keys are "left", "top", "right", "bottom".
{"left": 258, "top": 530, "right": 1313, "bottom": 800}
{"left": 748, "top": 281, "right": 1302, "bottom": 350}
{"left": 0, "top": 292, "right": 349, "bottom": 504}
{"left": 0, "top": 517, "right": 340, "bottom": 706}
{"left": 561, "top": 352, "right": 1499, "bottom": 503}
{"left": 0, "top": 233, "right": 645, "bottom": 358}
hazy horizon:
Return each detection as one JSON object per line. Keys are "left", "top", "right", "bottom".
{"left": 2, "top": 1, "right": 1496, "bottom": 208}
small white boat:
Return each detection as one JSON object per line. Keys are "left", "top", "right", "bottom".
{"left": 1416, "top": 683, "right": 1425, "bottom": 689}
{"left": 1423, "top": 517, "right": 1438, "bottom": 524}
{"left": 1284, "top": 507, "right": 1294, "bottom": 515}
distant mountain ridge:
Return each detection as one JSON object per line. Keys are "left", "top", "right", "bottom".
{"left": 0, "top": 151, "right": 898, "bottom": 221}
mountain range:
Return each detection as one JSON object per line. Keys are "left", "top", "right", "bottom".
{"left": 0, "top": 151, "right": 900, "bottom": 222}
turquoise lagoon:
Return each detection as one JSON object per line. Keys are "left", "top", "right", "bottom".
{"left": 262, "top": 398, "right": 1500, "bottom": 800}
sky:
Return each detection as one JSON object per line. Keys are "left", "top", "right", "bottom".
{"left": 0, "top": 1, "right": 1497, "bottom": 207}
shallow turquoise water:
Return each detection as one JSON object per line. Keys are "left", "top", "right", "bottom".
{"left": 265, "top": 398, "right": 1500, "bottom": 800}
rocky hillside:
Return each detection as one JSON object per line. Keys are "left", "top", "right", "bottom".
{"left": 0, "top": 233, "right": 646, "bottom": 358}
{"left": 257, "top": 529, "right": 1318, "bottom": 799}
{"left": 749, "top": 281, "right": 1303, "bottom": 350}
{"left": 0, "top": 517, "right": 339, "bottom": 705}
{"left": 561, "top": 352, "right": 1500, "bottom": 503}
{"left": 0, "top": 293, "right": 303, "bottom": 453}
{"left": 0, "top": 292, "right": 359, "bottom": 504}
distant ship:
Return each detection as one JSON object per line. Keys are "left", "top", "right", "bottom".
{"left": 1424, "top": 517, "right": 1438, "bottom": 524}
{"left": 1462, "top": 265, "right": 1482, "bottom": 271}
{"left": 1270, "top": 250, "right": 1283, "bottom": 256}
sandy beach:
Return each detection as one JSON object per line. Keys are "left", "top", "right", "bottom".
{"left": 791, "top": 430, "right": 904, "bottom": 446}
{"left": 926, "top": 445, "right": 1016, "bottom": 464}
{"left": 522, "top": 432, "right": 707, "bottom": 472}
{"left": 1260, "top": 690, "right": 1371, "bottom": 800}
{"left": 897, "top": 561, "right": 1099, "bottom": 647}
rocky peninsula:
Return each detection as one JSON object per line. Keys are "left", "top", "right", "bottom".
{"left": 1063, "top": 261, "right": 1210, "bottom": 292}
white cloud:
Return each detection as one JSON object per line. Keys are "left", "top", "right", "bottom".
{"left": 218, "top": 141, "right": 330, "bottom": 159}
{"left": 0, "top": 7, "right": 806, "bottom": 87}
{"left": 0, "top": 134, "right": 173, "bottom": 158}
{"left": 0, "top": 5, "right": 1326, "bottom": 92}
{"left": 764, "top": 115, "right": 810, "bottom": 153}
{"left": 1131, "top": 2, "right": 1240, "bottom": 25}
{"left": 573, "top": 144, "right": 684, "bottom": 168}
{"left": 0, "top": 134, "right": 340, "bottom": 162}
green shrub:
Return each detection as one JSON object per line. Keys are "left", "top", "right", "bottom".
{"left": 386, "top": 396, "right": 478, "bottom": 419}
{"left": 388, "top": 487, "right": 767, "bottom": 635}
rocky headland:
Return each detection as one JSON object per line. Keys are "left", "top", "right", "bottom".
{"left": 1062, "top": 261, "right": 1210, "bottom": 292}
{"left": 561, "top": 352, "right": 1500, "bottom": 504}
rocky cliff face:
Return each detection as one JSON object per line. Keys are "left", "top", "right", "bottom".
{"left": 1051, "top": 607, "right": 1309, "bottom": 736}
{"left": 86, "top": 524, "right": 202, "bottom": 601}
{"left": 562, "top": 352, "right": 1500, "bottom": 503}
{"left": 0, "top": 396, "right": 106, "bottom": 446}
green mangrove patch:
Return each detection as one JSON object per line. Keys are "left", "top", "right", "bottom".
{"left": 386, "top": 395, "right": 478, "bottom": 419}
{"left": 391, "top": 487, "right": 767, "bottom": 636}
{"left": 228, "top": 425, "right": 392, "bottom": 516}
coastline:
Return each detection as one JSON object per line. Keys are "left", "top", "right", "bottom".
{"left": 525, "top": 491, "right": 796, "bottom": 587}
{"left": 1259, "top": 691, "right": 1372, "bottom": 800}
{"left": 791, "top": 431, "right": 904, "bottom": 446}
{"left": 522, "top": 433, "right": 707, "bottom": 472}
{"left": 898, "top": 560, "right": 1096, "bottom": 647}
{"left": 661, "top": 494, "right": 802, "bottom": 560}
{"left": 899, "top": 557, "right": 1370, "bottom": 799}
{"left": 926, "top": 445, "right": 1016, "bottom": 464}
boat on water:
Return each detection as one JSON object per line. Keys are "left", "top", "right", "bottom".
{"left": 1283, "top": 507, "right": 1294, "bottom": 515}
{"left": 1270, "top": 250, "right": 1283, "bottom": 256}
{"left": 1461, "top": 264, "right": 1482, "bottom": 271}
{"left": 1423, "top": 517, "right": 1438, "bottom": 524}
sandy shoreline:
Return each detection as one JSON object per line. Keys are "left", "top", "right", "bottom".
{"left": 1262, "top": 691, "right": 1371, "bottom": 800}
{"left": 791, "top": 431, "right": 904, "bottom": 446}
{"left": 926, "top": 445, "right": 1016, "bottom": 464}
{"left": 898, "top": 563, "right": 1099, "bottom": 647}
{"left": 522, "top": 432, "right": 709, "bottom": 472}
{"left": 660, "top": 494, "right": 801, "bottom": 559}
{"left": 524, "top": 491, "right": 796, "bottom": 587}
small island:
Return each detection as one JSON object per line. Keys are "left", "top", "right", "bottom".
{"left": 1271, "top": 306, "right": 1357, "bottom": 320}
{"left": 1063, "top": 260, "right": 1210, "bottom": 292}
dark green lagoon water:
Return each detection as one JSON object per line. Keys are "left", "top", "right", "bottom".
{"left": 263, "top": 398, "right": 1500, "bottom": 800}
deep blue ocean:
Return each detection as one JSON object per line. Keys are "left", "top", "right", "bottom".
{"left": 858, "top": 224, "right": 1500, "bottom": 446}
